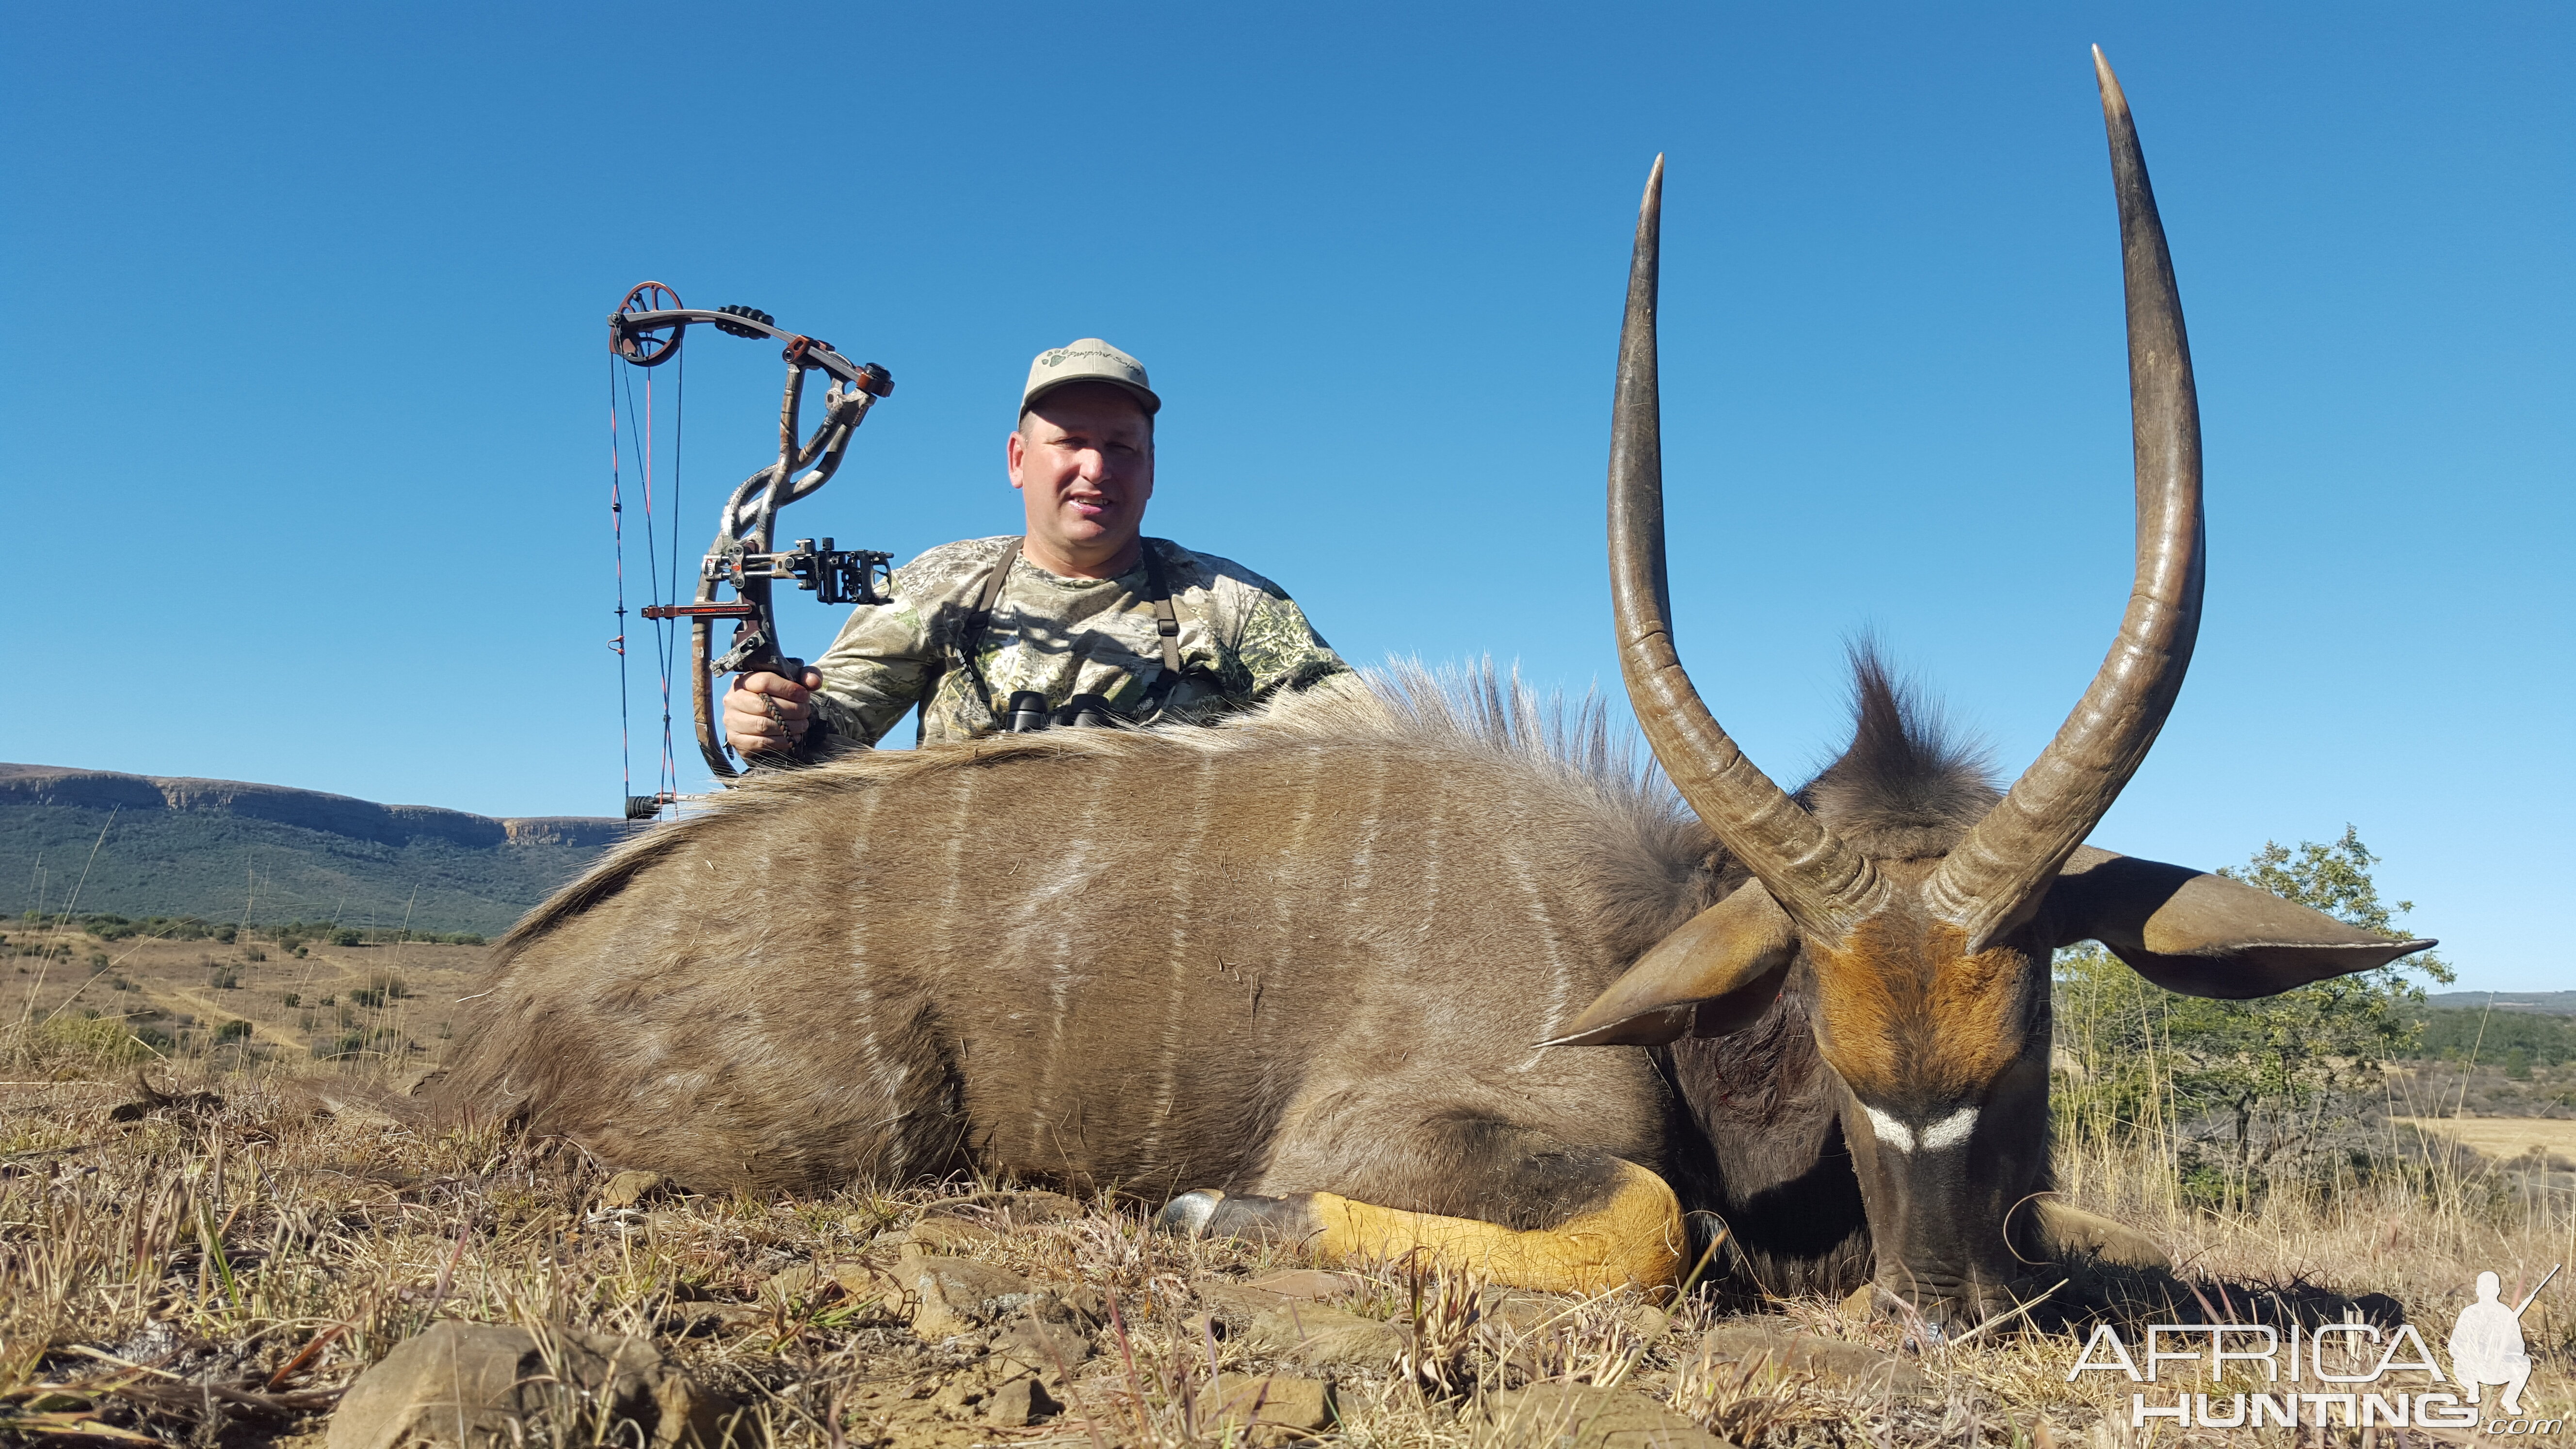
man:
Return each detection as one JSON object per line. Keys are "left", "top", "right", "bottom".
{"left": 722, "top": 338, "right": 1351, "bottom": 756}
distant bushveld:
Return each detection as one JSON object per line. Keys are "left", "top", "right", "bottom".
{"left": 1, "top": 762, "right": 628, "bottom": 936}
{"left": 2415, "top": 1005, "right": 2576, "bottom": 1074}
{"left": 2425, "top": 988, "right": 2576, "bottom": 1015}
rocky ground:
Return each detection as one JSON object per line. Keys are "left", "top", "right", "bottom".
{"left": 1, "top": 937, "right": 2570, "bottom": 1446}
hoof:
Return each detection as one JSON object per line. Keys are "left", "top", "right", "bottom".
{"left": 1153, "top": 1189, "right": 1224, "bottom": 1238}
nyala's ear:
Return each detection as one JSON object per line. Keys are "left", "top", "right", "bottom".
{"left": 2043, "top": 847, "right": 2436, "bottom": 999}
{"left": 1542, "top": 886, "right": 1798, "bottom": 1047}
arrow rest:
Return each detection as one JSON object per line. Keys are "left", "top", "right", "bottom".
{"left": 608, "top": 281, "right": 897, "bottom": 816}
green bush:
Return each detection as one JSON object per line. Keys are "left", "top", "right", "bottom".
{"left": 2055, "top": 827, "right": 2449, "bottom": 1208}
{"left": 310, "top": 1030, "right": 369, "bottom": 1059}
{"left": 29, "top": 1014, "right": 149, "bottom": 1063}
{"left": 214, "top": 1019, "right": 252, "bottom": 1044}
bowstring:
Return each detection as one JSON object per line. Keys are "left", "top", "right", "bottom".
{"left": 609, "top": 355, "right": 633, "bottom": 813}
{"left": 661, "top": 347, "right": 684, "bottom": 806}
{"left": 616, "top": 343, "right": 681, "bottom": 819}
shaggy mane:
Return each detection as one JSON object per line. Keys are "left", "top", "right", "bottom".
{"left": 498, "top": 662, "right": 1704, "bottom": 962}
{"left": 1794, "top": 644, "right": 1999, "bottom": 861}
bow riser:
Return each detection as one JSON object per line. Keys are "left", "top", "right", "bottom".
{"left": 614, "top": 282, "right": 896, "bottom": 796}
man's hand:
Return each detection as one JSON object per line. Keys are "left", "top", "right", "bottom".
{"left": 723, "top": 669, "right": 823, "bottom": 757}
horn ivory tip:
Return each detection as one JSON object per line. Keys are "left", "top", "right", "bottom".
{"left": 2092, "top": 45, "right": 2129, "bottom": 116}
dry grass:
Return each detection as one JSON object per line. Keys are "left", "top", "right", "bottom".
{"left": 2393, "top": 1116, "right": 2576, "bottom": 1167}
{"left": 2, "top": 949, "right": 2570, "bottom": 1447}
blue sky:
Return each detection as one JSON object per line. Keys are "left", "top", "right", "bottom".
{"left": 1, "top": 4, "right": 2565, "bottom": 989}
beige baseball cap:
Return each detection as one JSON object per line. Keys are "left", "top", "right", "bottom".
{"left": 1021, "top": 338, "right": 1161, "bottom": 416}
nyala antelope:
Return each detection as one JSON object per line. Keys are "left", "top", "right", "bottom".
{"left": 439, "top": 50, "right": 2431, "bottom": 1328}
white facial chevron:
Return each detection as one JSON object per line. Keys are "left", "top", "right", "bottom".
{"left": 1862, "top": 1105, "right": 1979, "bottom": 1153}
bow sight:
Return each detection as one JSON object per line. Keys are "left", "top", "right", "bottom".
{"left": 609, "top": 281, "right": 895, "bottom": 815}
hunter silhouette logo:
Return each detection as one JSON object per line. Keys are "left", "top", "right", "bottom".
{"left": 2454, "top": 1266, "right": 2554, "bottom": 1417}
{"left": 2068, "top": 1263, "right": 2560, "bottom": 1432}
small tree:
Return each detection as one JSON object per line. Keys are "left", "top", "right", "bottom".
{"left": 2054, "top": 827, "right": 2450, "bottom": 1207}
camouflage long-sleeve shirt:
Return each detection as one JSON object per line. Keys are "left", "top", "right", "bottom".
{"left": 807, "top": 535, "right": 1353, "bottom": 747}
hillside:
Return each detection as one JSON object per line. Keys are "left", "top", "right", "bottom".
{"left": 2425, "top": 989, "right": 2576, "bottom": 1015}
{"left": 0, "top": 763, "right": 628, "bottom": 936}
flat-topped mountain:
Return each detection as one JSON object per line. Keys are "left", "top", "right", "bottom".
{"left": 0, "top": 763, "right": 630, "bottom": 935}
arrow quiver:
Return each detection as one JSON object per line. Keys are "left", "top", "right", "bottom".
{"left": 609, "top": 282, "right": 896, "bottom": 816}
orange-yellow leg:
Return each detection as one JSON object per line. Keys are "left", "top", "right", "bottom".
{"left": 1164, "top": 1158, "right": 1685, "bottom": 1296}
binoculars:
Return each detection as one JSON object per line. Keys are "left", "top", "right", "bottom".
{"left": 1004, "top": 691, "right": 1119, "bottom": 733}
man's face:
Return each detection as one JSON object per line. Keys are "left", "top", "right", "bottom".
{"left": 1008, "top": 382, "right": 1155, "bottom": 571}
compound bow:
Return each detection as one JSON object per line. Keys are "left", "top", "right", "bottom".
{"left": 608, "top": 282, "right": 896, "bottom": 818}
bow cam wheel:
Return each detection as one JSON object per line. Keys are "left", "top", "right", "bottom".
{"left": 613, "top": 281, "right": 685, "bottom": 366}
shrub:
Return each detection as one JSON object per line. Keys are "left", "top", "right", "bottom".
{"left": 242, "top": 947, "right": 267, "bottom": 963}
{"left": 214, "top": 1019, "right": 252, "bottom": 1044}
{"left": 310, "top": 1030, "right": 369, "bottom": 1059}
{"left": 332, "top": 928, "right": 362, "bottom": 947}
{"left": 29, "top": 1014, "right": 148, "bottom": 1063}
{"left": 209, "top": 968, "right": 240, "bottom": 989}
{"left": 281, "top": 992, "right": 301, "bottom": 1008}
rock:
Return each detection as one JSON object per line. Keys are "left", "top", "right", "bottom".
{"left": 325, "top": 1320, "right": 734, "bottom": 1449}
{"left": 821, "top": 1260, "right": 906, "bottom": 1308}
{"left": 930, "top": 1374, "right": 988, "bottom": 1417}
{"left": 921, "top": 1189, "right": 1084, "bottom": 1226}
{"left": 901, "top": 1217, "right": 998, "bottom": 1254}
{"left": 1196, "top": 1374, "right": 1335, "bottom": 1442}
{"left": 705, "top": 1304, "right": 773, "bottom": 1334}
{"left": 758, "top": 1263, "right": 828, "bottom": 1307}
{"left": 1241, "top": 1269, "right": 1363, "bottom": 1302}
{"left": 896, "top": 1253, "right": 1052, "bottom": 1339}
{"left": 1476, "top": 1382, "right": 1725, "bottom": 1449}
{"left": 1481, "top": 1289, "right": 1573, "bottom": 1335}
{"left": 1241, "top": 1302, "right": 1405, "bottom": 1370}
{"left": 984, "top": 1375, "right": 1060, "bottom": 1427}
{"left": 1687, "top": 1321, "right": 1926, "bottom": 1394}
{"left": 598, "top": 1171, "right": 671, "bottom": 1209}
{"left": 993, "top": 1315, "right": 1094, "bottom": 1373}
